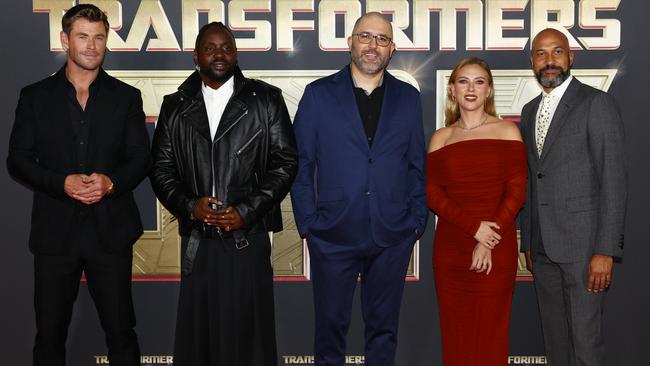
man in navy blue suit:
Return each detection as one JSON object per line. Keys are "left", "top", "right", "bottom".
{"left": 290, "top": 12, "right": 427, "bottom": 366}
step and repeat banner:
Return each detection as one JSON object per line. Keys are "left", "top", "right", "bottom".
{"left": 1, "top": 1, "right": 648, "bottom": 365}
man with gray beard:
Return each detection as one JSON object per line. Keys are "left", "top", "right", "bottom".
{"left": 519, "top": 28, "right": 626, "bottom": 366}
{"left": 290, "top": 12, "right": 427, "bottom": 366}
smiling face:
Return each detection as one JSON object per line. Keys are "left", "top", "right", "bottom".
{"left": 60, "top": 18, "right": 107, "bottom": 72}
{"left": 194, "top": 26, "right": 238, "bottom": 87}
{"left": 450, "top": 63, "right": 493, "bottom": 113}
{"left": 531, "top": 28, "right": 574, "bottom": 92}
{"left": 347, "top": 13, "right": 396, "bottom": 75}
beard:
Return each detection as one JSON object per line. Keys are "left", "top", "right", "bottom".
{"left": 535, "top": 64, "right": 571, "bottom": 89}
{"left": 199, "top": 61, "right": 236, "bottom": 83}
{"left": 351, "top": 50, "right": 390, "bottom": 75}
{"left": 70, "top": 51, "right": 104, "bottom": 72}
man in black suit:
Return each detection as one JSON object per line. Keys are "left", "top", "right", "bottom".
{"left": 7, "top": 4, "right": 151, "bottom": 366}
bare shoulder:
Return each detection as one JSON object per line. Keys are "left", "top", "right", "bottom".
{"left": 428, "top": 126, "right": 453, "bottom": 153}
{"left": 492, "top": 119, "right": 523, "bottom": 141}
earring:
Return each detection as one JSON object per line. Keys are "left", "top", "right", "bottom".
{"left": 195, "top": 64, "right": 200, "bottom": 71}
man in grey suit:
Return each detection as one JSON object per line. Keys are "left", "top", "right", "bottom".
{"left": 519, "top": 28, "right": 626, "bottom": 366}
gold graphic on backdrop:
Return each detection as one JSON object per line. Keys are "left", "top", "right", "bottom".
{"left": 271, "top": 194, "right": 304, "bottom": 277}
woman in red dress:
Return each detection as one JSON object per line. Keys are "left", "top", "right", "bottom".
{"left": 427, "top": 57, "right": 527, "bottom": 365}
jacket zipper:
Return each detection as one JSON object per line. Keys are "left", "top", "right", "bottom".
{"left": 210, "top": 108, "right": 248, "bottom": 199}
{"left": 235, "top": 128, "right": 263, "bottom": 156}
{"left": 214, "top": 109, "right": 249, "bottom": 143}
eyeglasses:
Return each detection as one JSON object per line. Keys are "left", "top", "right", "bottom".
{"left": 353, "top": 32, "right": 392, "bottom": 47}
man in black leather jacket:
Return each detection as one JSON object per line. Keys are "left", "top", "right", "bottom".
{"left": 150, "top": 22, "right": 297, "bottom": 366}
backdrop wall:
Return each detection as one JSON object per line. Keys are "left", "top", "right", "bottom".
{"left": 1, "top": 1, "right": 648, "bottom": 365}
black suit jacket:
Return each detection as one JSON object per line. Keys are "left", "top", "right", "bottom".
{"left": 7, "top": 67, "right": 152, "bottom": 254}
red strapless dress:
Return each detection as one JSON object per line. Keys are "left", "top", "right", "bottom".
{"left": 426, "top": 139, "right": 527, "bottom": 366}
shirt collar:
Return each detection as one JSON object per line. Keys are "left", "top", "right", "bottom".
{"left": 349, "top": 65, "right": 384, "bottom": 95}
{"left": 58, "top": 64, "right": 103, "bottom": 90}
{"left": 201, "top": 75, "right": 235, "bottom": 100}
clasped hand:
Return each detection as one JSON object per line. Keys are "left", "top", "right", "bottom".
{"left": 474, "top": 221, "right": 501, "bottom": 249}
{"left": 64, "top": 173, "right": 112, "bottom": 205}
{"left": 470, "top": 221, "right": 501, "bottom": 275}
{"left": 192, "top": 196, "right": 242, "bottom": 232}
{"left": 470, "top": 243, "right": 492, "bottom": 274}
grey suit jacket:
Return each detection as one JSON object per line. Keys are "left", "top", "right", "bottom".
{"left": 518, "top": 78, "right": 626, "bottom": 262}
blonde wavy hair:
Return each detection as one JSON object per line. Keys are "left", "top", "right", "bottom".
{"left": 444, "top": 57, "right": 497, "bottom": 127}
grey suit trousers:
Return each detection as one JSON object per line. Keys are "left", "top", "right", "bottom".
{"left": 533, "top": 252, "right": 606, "bottom": 366}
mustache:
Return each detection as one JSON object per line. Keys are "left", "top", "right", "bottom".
{"left": 210, "top": 60, "right": 232, "bottom": 66}
{"left": 541, "top": 65, "right": 563, "bottom": 71}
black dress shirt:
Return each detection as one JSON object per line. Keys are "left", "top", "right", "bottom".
{"left": 63, "top": 71, "right": 100, "bottom": 174}
{"left": 351, "top": 69, "right": 385, "bottom": 147}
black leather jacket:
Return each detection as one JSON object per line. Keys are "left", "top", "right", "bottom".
{"left": 150, "top": 67, "right": 298, "bottom": 237}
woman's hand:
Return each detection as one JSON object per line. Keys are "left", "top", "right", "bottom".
{"left": 470, "top": 243, "right": 493, "bottom": 274}
{"left": 474, "top": 221, "right": 501, "bottom": 249}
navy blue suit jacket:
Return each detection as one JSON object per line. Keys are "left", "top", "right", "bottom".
{"left": 291, "top": 66, "right": 427, "bottom": 248}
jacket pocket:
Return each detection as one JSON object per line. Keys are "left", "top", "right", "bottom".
{"left": 566, "top": 195, "right": 598, "bottom": 212}
{"left": 234, "top": 128, "right": 263, "bottom": 157}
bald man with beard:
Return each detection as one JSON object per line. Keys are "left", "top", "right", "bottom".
{"left": 290, "top": 12, "right": 427, "bottom": 366}
{"left": 518, "top": 28, "right": 626, "bottom": 366}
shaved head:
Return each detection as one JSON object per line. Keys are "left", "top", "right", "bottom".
{"left": 532, "top": 28, "right": 570, "bottom": 53}
{"left": 351, "top": 12, "right": 393, "bottom": 39}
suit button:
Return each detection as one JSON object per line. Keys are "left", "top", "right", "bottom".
{"left": 365, "top": 191, "right": 371, "bottom": 196}
{"left": 368, "top": 158, "right": 373, "bottom": 164}
{"left": 537, "top": 173, "right": 544, "bottom": 179}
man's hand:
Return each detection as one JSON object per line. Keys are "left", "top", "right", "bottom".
{"left": 64, "top": 174, "right": 90, "bottom": 199}
{"left": 588, "top": 254, "right": 613, "bottom": 292}
{"left": 72, "top": 173, "right": 113, "bottom": 204}
{"left": 192, "top": 197, "right": 222, "bottom": 226}
{"left": 214, "top": 206, "right": 243, "bottom": 232}
{"left": 525, "top": 250, "right": 533, "bottom": 274}
{"left": 65, "top": 173, "right": 112, "bottom": 205}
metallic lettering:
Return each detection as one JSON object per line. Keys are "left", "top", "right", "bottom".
{"left": 318, "top": 0, "right": 361, "bottom": 50}
{"left": 181, "top": 0, "right": 225, "bottom": 51}
{"left": 229, "top": 0, "right": 272, "bottom": 51}
{"left": 276, "top": 0, "right": 315, "bottom": 52}
{"left": 486, "top": 0, "right": 528, "bottom": 50}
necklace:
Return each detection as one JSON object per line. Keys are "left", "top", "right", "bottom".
{"left": 456, "top": 113, "right": 488, "bottom": 130}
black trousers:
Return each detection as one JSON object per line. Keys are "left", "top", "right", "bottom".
{"left": 32, "top": 209, "right": 139, "bottom": 366}
{"left": 174, "top": 231, "right": 277, "bottom": 366}
{"left": 309, "top": 239, "right": 414, "bottom": 366}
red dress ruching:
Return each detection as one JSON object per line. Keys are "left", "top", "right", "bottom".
{"left": 426, "top": 139, "right": 527, "bottom": 366}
